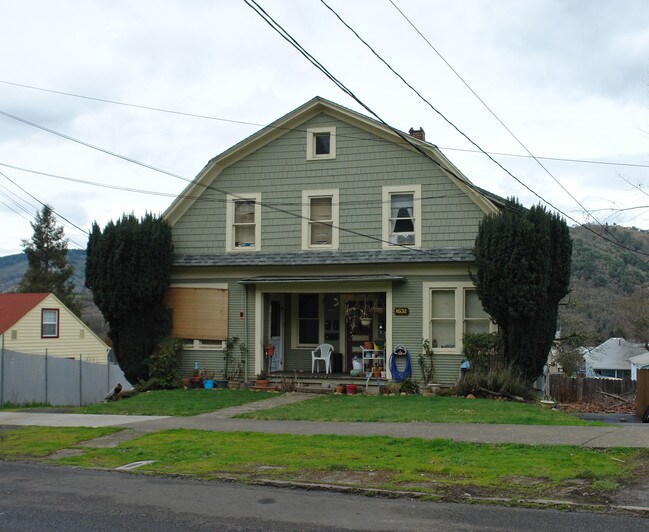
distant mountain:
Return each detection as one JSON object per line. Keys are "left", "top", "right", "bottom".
{"left": 0, "top": 249, "right": 88, "bottom": 294}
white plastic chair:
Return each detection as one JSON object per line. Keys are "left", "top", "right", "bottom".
{"left": 311, "top": 343, "right": 334, "bottom": 374}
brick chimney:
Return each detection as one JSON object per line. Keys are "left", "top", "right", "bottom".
{"left": 409, "top": 127, "right": 425, "bottom": 141}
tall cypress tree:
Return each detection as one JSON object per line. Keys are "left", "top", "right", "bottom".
{"left": 18, "top": 205, "right": 79, "bottom": 315}
{"left": 473, "top": 198, "right": 572, "bottom": 381}
{"left": 85, "top": 213, "right": 173, "bottom": 383}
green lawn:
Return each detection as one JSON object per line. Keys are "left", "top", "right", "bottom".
{"left": 71, "top": 388, "right": 280, "bottom": 416}
{"left": 0, "top": 426, "right": 120, "bottom": 457}
{"left": 237, "top": 394, "right": 605, "bottom": 426}
{"left": 4, "top": 427, "right": 639, "bottom": 504}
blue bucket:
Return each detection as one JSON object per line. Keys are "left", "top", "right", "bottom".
{"left": 203, "top": 379, "right": 214, "bottom": 389}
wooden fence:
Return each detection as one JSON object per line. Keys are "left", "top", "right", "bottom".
{"left": 636, "top": 369, "right": 649, "bottom": 418}
{"left": 547, "top": 374, "right": 636, "bottom": 403}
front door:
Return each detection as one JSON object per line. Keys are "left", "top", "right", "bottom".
{"left": 269, "top": 296, "right": 284, "bottom": 371}
{"left": 345, "top": 298, "right": 372, "bottom": 371}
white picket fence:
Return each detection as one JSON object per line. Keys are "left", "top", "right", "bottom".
{"left": 0, "top": 348, "right": 131, "bottom": 406}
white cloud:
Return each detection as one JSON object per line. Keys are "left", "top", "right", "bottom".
{"left": 0, "top": 0, "right": 648, "bottom": 255}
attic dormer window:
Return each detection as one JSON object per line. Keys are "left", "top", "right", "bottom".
{"left": 307, "top": 127, "right": 336, "bottom": 160}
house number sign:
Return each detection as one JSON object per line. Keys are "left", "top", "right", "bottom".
{"left": 394, "top": 307, "right": 409, "bottom": 316}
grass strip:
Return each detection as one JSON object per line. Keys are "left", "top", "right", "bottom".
{"left": 70, "top": 388, "right": 279, "bottom": 416}
{"left": 237, "top": 394, "right": 606, "bottom": 426}
{"left": 51, "top": 429, "right": 645, "bottom": 502}
{"left": 0, "top": 426, "right": 120, "bottom": 457}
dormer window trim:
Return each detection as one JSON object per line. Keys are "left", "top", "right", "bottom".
{"left": 306, "top": 127, "right": 336, "bottom": 160}
{"left": 226, "top": 193, "right": 262, "bottom": 252}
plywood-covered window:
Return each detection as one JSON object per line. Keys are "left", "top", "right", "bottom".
{"left": 165, "top": 288, "right": 228, "bottom": 341}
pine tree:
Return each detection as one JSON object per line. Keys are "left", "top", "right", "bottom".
{"left": 472, "top": 198, "right": 572, "bottom": 381}
{"left": 85, "top": 213, "right": 173, "bottom": 383}
{"left": 18, "top": 205, "right": 79, "bottom": 314}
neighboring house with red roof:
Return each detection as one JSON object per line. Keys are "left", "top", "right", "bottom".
{"left": 0, "top": 293, "right": 109, "bottom": 363}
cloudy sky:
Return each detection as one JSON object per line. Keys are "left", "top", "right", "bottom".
{"left": 1, "top": 0, "right": 649, "bottom": 256}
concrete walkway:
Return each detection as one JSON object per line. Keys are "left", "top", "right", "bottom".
{"left": 1, "top": 393, "right": 647, "bottom": 448}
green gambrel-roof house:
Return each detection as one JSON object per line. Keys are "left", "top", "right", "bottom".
{"left": 163, "top": 97, "right": 502, "bottom": 387}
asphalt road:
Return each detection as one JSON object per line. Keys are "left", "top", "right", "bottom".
{"left": 0, "top": 461, "right": 647, "bottom": 531}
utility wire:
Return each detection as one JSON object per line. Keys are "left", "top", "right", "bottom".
{"left": 0, "top": 170, "right": 89, "bottom": 241}
{"left": 0, "top": 110, "right": 429, "bottom": 252}
{"left": 246, "top": 0, "right": 649, "bottom": 257}
{"left": 2, "top": 79, "right": 647, "bottom": 169}
{"left": 387, "top": 0, "right": 622, "bottom": 244}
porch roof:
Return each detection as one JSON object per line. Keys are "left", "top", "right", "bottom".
{"left": 238, "top": 274, "right": 405, "bottom": 285}
{"left": 173, "top": 248, "right": 474, "bottom": 268}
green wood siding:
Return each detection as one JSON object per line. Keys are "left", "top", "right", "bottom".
{"left": 172, "top": 112, "right": 486, "bottom": 254}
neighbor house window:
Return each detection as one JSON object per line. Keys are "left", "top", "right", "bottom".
{"left": 226, "top": 193, "right": 261, "bottom": 251}
{"left": 306, "top": 127, "right": 336, "bottom": 160}
{"left": 292, "top": 293, "right": 320, "bottom": 347}
{"left": 41, "top": 309, "right": 59, "bottom": 338}
{"left": 302, "top": 189, "right": 339, "bottom": 249}
{"left": 382, "top": 185, "right": 421, "bottom": 248}
{"left": 423, "top": 283, "right": 493, "bottom": 353}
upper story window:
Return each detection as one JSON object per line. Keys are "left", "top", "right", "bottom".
{"left": 382, "top": 185, "right": 421, "bottom": 248}
{"left": 302, "top": 189, "right": 339, "bottom": 249}
{"left": 226, "top": 193, "right": 261, "bottom": 251}
{"left": 307, "top": 127, "right": 336, "bottom": 160}
{"left": 41, "top": 308, "right": 59, "bottom": 338}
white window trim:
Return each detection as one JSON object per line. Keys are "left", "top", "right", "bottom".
{"left": 301, "top": 189, "right": 339, "bottom": 250}
{"left": 225, "top": 193, "right": 261, "bottom": 251}
{"left": 382, "top": 184, "right": 422, "bottom": 249}
{"left": 183, "top": 339, "right": 223, "bottom": 350}
{"left": 306, "top": 127, "right": 336, "bottom": 160}
{"left": 422, "top": 282, "right": 495, "bottom": 355}
{"left": 290, "top": 293, "right": 323, "bottom": 349}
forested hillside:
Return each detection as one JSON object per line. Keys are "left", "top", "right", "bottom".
{"left": 559, "top": 224, "right": 649, "bottom": 343}
{"left": 0, "top": 249, "right": 87, "bottom": 293}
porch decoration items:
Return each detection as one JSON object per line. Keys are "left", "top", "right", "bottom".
{"left": 389, "top": 344, "right": 412, "bottom": 382}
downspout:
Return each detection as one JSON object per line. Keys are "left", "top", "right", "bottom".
{"left": 244, "top": 284, "right": 249, "bottom": 384}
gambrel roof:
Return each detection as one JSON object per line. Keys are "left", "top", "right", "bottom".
{"left": 164, "top": 96, "right": 502, "bottom": 226}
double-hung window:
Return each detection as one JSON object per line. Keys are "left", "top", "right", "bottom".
{"left": 226, "top": 193, "right": 261, "bottom": 251}
{"left": 424, "top": 283, "right": 493, "bottom": 352}
{"left": 302, "top": 189, "right": 339, "bottom": 249}
{"left": 382, "top": 185, "right": 421, "bottom": 247}
{"left": 41, "top": 309, "right": 59, "bottom": 338}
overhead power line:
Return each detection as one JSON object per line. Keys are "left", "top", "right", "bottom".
{"left": 1, "top": 79, "right": 646, "bottom": 169}
{"left": 386, "top": 0, "right": 622, "bottom": 247}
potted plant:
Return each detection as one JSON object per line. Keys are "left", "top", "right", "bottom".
{"left": 255, "top": 370, "right": 269, "bottom": 388}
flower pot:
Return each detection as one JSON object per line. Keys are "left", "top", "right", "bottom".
{"left": 360, "top": 318, "right": 372, "bottom": 327}
{"left": 191, "top": 376, "right": 203, "bottom": 389}
{"left": 256, "top": 379, "right": 269, "bottom": 388}
{"left": 335, "top": 384, "right": 345, "bottom": 394}
{"left": 264, "top": 345, "right": 275, "bottom": 357}
{"left": 215, "top": 379, "right": 229, "bottom": 389}
{"left": 345, "top": 384, "right": 357, "bottom": 395}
